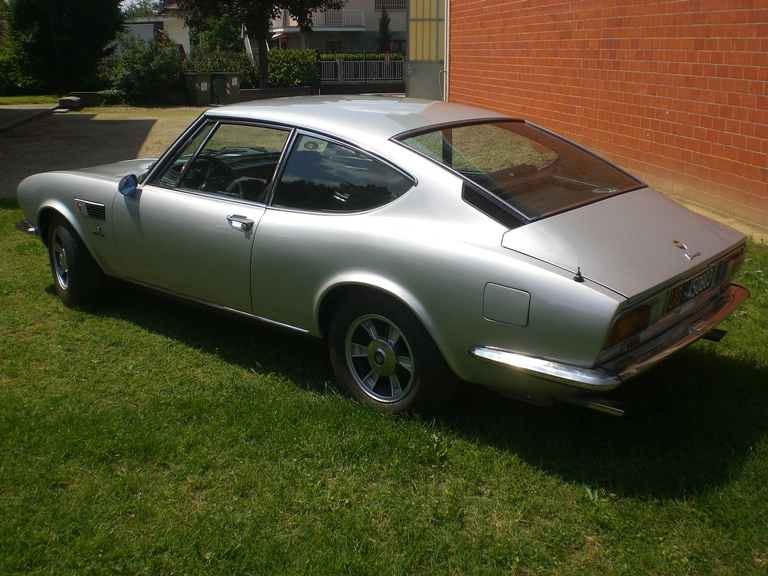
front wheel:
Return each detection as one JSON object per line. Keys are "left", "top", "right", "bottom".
{"left": 47, "top": 215, "right": 104, "bottom": 307}
{"left": 328, "top": 294, "right": 458, "bottom": 414}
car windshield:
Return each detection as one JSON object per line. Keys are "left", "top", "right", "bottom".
{"left": 399, "top": 121, "right": 641, "bottom": 219}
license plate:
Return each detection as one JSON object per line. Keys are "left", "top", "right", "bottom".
{"left": 666, "top": 266, "right": 716, "bottom": 312}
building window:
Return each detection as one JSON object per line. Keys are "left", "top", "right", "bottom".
{"left": 325, "top": 41, "right": 342, "bottom": 53}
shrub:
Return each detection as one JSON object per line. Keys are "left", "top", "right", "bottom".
{"left": 268, "top": 49, "right": 319, "bottom": 88}
{"left": 183, "top": 49, "right": 320, "bottom": 89}
{"left": 107, "top": 33, "right": 184, "bottom": 105}
{"left": 183, "top": 52, "right": 258, "bottom": 88}
{"left": 318, "top": 52, "right": 403, "bottom": 62}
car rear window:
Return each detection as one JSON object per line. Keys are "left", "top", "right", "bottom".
{"left": 271, "top": 134, "right": 414, "bottom": 213}
{"left": 398, "top": 121, "right": 640, "bottom": 220}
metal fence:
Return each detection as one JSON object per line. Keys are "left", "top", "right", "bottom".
{"left": 320, "top": 60, "right": 404, "bottom": 84}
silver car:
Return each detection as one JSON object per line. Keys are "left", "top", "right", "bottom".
{"left": 16, "top": 96, "right": 749, "bottom": 415}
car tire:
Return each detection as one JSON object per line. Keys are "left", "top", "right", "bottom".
{"left": 328, "top": 293, "right": 458, "bottom": 414}
{"left": 47, "top": 215, "right": 104, "bottom": 307}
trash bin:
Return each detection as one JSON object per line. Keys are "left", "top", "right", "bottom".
{"left": 183, "top": 72, "right": 211, "bottom": 106}
{"left": 210, "top": 72, "right": 240, "bottom": 105}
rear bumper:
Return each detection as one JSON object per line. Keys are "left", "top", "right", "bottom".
{"left": 469, "top": 282, "right": 750, "bottom": 391}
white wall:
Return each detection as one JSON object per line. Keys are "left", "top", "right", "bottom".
{"left": 125, "top": 16, "right": 191, "bottom": 57}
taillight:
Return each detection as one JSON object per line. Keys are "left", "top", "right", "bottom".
{"left": 716, "top": 246, "right": 746, "bottom": 284}
{"left": 607, "top": 305, "right": 652, "bottom": 347}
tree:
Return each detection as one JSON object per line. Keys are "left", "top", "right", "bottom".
{"left": 2, "top": 0, "right": 123, "bottom": 94}
{"left": 200, "top": 16, "right": 245, "bottom": 54}
{"left": 121, "top": 0, "right": 159, "bottom": 18}
{"left": 178, "top": 0, "right": 344, "bottom": 89}
{"left": 375, "top": 8, "right": 392, "bottom": 53}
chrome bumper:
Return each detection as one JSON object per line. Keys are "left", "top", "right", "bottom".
{"left": 470, "top": 283, "right": 750, "bottom": 391}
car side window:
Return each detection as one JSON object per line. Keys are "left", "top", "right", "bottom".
{"left": 271, "top": 134, "right": 414, "bottom": 212}
{"left": 155, "top": 122, "right": 215, "bottom": 188}
{"left": 155, "top": 122, "right": 290, "bottom": 203}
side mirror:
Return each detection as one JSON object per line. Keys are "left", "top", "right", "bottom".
{"left": 118, "top": 174, "right": 138, "bottom": 196}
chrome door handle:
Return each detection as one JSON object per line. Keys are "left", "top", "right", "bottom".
{"left": 227, "top": 215, "right": 254, "bottom": 231}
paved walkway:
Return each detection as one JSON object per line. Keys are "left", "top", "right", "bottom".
{"left": 0, "top": 104, "right": 57, "bottom": 133}
{"left": 0, "top": 106, "right": 204, "bottom": 201}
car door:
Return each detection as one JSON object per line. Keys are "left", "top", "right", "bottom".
{"left": 112, "top": 121, "right": 291, "bottom": 313}
{"left": 250, "top": 132, "right": 416, "bottom": 329}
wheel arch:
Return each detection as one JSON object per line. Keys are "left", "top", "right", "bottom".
{"left": 36, "top": 203, "right": 80, "bottom": 248}
{"left": 321, "top": 279, "right": 461, "bottom": 413}
{"left": 36, "top": 204, "right": 111, "bottom": 277}
{"left": 45, "top": 208, "right": 106, "bottom": 307}
{"left": 316, "top": 278, "right": 438, "bottom": 345}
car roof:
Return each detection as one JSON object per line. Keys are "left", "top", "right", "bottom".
{"left": 204, "top": 95, "right": 512, "bottom": 142}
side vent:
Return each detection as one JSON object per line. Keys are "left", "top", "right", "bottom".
{"left": 84, "top": 201, "right": 106, "bottom": 221}
{"left": 461, "top": 183, "right": 525, "bottom": 230}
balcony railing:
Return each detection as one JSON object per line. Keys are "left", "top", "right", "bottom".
{"left": 375, "top": 0, "right": 406, "bottom": 10}
{"left": 273, "top": 9, "right": 365, "bottom": 30}
{"left": 321, "top": 60, "right": 404, "bottom": 84}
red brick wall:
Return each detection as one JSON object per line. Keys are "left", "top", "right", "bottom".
{"left": 449, "top": 0, "right": 768, "bottom": 228}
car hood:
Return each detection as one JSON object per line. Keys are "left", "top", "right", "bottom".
{"left": 501, "top": 187, "right": 746, "bottom": 298}
{"left": 74, "top": 158, "right": 156, "bottom": 180}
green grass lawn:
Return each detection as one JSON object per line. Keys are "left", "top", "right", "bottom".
{"left": 1, "top": 197, "right": 767, "bottom": 574}
{"left": 0, "top": 95, "right": 59, "bottom": 106}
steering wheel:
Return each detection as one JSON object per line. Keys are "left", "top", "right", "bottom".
{"left": 182, "top": 155, "right": 243, "bottom": 198}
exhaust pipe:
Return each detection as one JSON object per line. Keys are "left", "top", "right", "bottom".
{"left": 565, "top": 395, "right": 627, "bottom": 417}
{"left": 565, "top": 328, "right": 730, "bottom": 416}
{"left": 15, "top": 220, "right": 37, "bottom": 235}
{"left": 701, "top": 328, "right": 727, "bottom": 342}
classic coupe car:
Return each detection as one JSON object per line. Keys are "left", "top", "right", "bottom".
{"left": 17, "top": 96, "right": 749, "bottom": 415}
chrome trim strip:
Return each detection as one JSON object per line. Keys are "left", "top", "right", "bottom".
{"left": 470, "top": 283, "right": 750, "bottom": 391}
{"left": 247, "top": 313, "right": 310, "bottom": 334}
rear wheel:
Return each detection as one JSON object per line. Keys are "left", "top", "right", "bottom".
{"left": 328, "top": 294, "right": 458, "bottom": 414}
{"left": 47, "top": 215, "right": 104, "bottom": 307}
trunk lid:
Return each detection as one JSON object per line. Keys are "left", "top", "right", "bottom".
{"left": 501, "top": 187, "right": 746, "bottom": 298}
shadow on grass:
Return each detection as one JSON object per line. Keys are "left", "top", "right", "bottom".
{"left": 78, "top": 277, "right": 767, "bottom": 502}
{"left": 441, "top": 349, "right": 768, "bottom": 500}
{"left": 86, "top": 278, "right": 335, "bottom": 389}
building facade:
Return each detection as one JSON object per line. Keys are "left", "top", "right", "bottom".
{"left": 270, "top": 0, "right": 407, "bottom": 53}
{"left": 124, "top": 3, "right": 191, "bottom": 56}
{"left": 406, "top": 0, "right": 446, "bottom": 99}
{"left": 444, "top": 0, "right": 767, "bottom": 229}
